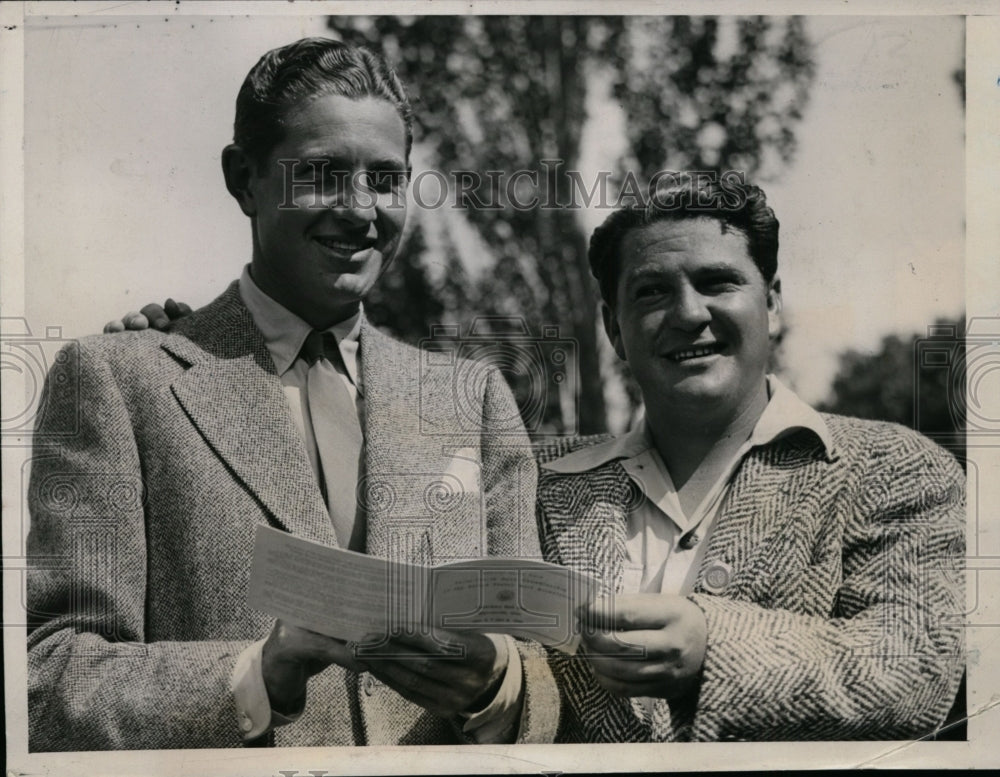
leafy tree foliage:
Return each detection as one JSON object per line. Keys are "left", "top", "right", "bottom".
{"left": 817, "top": 316, "right": 966, "bottom": 466}
{"left": 331, "top": 15, "right": 815, "bottom": 435}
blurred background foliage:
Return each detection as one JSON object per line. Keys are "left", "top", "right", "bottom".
{"left": 331, "top": 16, "right": 965, "bottom": 456}
{"left": 817, "top": 315, "right": 967, "bottom": 468}
{"left": 332, "top": 15, "right": 815, "bottom": 436}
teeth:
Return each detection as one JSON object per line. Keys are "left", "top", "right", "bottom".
{"left": 671, "top": 346, "right": 719, "bottom": 362}
{"left": 315, "top": 237, "right": 370, "bottom": 252}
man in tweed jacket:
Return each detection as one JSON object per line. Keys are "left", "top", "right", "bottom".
{"left": 536, "top": 175, "right": 965, "bottom": 741}
{"left": 26, "top": 39, "right": 556, "bottom": 750}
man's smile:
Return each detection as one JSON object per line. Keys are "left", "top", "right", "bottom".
{"left": 313, "top": 234, "right": 378, "bottom": 258}
{"left": 664, "top": 342, "right": 726, "bottom": 363}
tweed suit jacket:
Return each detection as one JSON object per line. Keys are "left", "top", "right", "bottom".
{"left": 535, "top": 416, "right": 965, "bottom": 741}
{"left": 27, "top": 282, "right": 557, "bottom": 751}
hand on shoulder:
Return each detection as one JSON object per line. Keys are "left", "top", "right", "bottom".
{"left": 103, "top": 299, "right": 192, "bottom": 333}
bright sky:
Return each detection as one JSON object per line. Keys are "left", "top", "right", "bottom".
{"left": 768, "top": 16, "right": 965, "bottom": 403}
{"left": 21, "top": 12, "right": 965, "bottom": 406}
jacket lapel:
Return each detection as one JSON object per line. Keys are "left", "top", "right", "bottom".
{"left": 543, "top": 461, "right": 632, "bottom": 599}
{"left": 163, "top": 283, "right": 336, "bottom": 547}
{"left": 694, "top": 438, "right": 832, "bottom": 600}
{"left": 356, "top": 320, "right": 429, "bottom": 561}
{"left": 550, "top": 462, "right": 648, "bottom": 737}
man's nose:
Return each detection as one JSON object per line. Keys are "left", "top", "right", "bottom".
{"left": 668, "top": 286, "right": 711, "bottom": 331}
{"left": 327, "top": 171, "right": 377, "bottom": 225}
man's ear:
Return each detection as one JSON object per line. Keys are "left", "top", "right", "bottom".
{"left": 221, "top": 144, "right": 258, "bottom": 218}
{"left": 601, "top": 302, "right": 627, "bottom": 362}
{"left": 766, "top": 275, "right": 783, "bottom": 338}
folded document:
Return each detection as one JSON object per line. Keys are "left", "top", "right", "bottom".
{"left": 248, "top": 525, "right": 598, "bottom": 653}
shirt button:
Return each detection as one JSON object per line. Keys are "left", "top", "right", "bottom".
{"left": 363, "top": 675, "right": 377, "bottom": 695}
{"left": 679, "top": 532, "right": 700, "bottom": 550}
{"left": 239, "top": 713, "right": 253, "bottom": 733}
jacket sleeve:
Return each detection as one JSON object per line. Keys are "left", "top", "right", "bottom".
{"left": 686, "top": 432, "right": 966, "bottom": 741}
{"left": 534, "top": 474, "right": 653, "bottom": 744}
{"left": 476, "top": 366, "right": 559, "bottom": 744}
{"left": 26, "top": 341, "right": 251, "bottom": 751}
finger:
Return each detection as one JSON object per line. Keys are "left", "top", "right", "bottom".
{"left": 103, "top": 320, "right": 125, "bottom": 333}
{"left": 363, "top": 636, "right": 473, "bottom": 679}
{"left": 365, "top": 633, "right": 499, "bottom": 690}
{"left": 592, "top": 661, "right": 699, "bottom": 701}
{"left": 122, "top": 311, "right": 149, "bottom": 331}
{"left": 164, "top": 298, "right": 193, "bottom": 319}
{"left": 585, "top": 654, "right": 670, "bottom": 683}
{"left": 382, "top": 629, "right": 484, "bottom": 659}
{"left": 581, "top": 628, "right": 680, "bottom": 661}
{"left": 325, "top": 640, "right": 369, "bottom": 674}
{"left": 267, "top": 622, "right": 362, "bottom": 668}
{"left": 366, "top": 660, "right": 468, "bottom": 717}
{"left": 367, "top": 659, "right": 452, "bottom": 706}
{"left": 581, "top": 595, "right": 677, "bottom": 631}
{"left": 382, "top": 642, "right": 497, "bottom": 688}
{"left": 590, "top": 668, "right": 667, "bottom": 699}
{"left": 140, "top": 303, "right": 170, "bottom": 330}
{"left": 579, "top": 629, "right": 650, "bottom": 658}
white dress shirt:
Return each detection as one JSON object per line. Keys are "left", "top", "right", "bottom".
{"left": 230, "top": 266, "right": 522, "bottom": 742}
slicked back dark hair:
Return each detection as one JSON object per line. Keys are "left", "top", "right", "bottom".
{"left": 233, "top": 37, "right": 413, "bottom": 169}
{"left": 588, "top": 175, "right": 779, "bottom": 308}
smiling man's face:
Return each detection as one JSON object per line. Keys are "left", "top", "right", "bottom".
{"left": 241, "top": 93, "right": 408, "bottom": 328}
{"left": 605, "top": 217, "right": 782, "bottom": 425}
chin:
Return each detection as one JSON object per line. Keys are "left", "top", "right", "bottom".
{"left": 332, "top": 289, "right": 381, "bottom": 315}
{"left": 668, "top": 371, "right": 728, "bottom": 396}
{"left": 670, "top": 388, "right": 727, "bottom": 408}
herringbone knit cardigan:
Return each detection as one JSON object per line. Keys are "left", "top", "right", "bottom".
{"left": 535, "top": 418, "right": 965, "bottom": 741}
{"left": 27, "top": 282, "right": 558, "bottom": 750}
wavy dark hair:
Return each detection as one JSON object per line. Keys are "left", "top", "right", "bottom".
{"left": 588, "top": 174, "right": 779, "bottom": 307}
{"left": 233, "top": 37, "right": 413, "bottom": 169}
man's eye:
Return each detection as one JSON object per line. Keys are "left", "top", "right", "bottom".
{"left": 293, "top": 166, "right": 345, "bottom": 194}
{"left": 366, "top": 171, "right": 406, "bottom": 193}
{"left": 297, "top": 163, "right": 336, "bottom": 181}
{"left": 699, "top": 276, "right": 739, "bottom": 293}
{"left": 322, "top": 169, "right": 351, "bottom": 186}
{"left": 635, "top": 284, "right": 668, "bottom": 299}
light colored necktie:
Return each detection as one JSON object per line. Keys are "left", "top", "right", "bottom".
{"left": 300, "top": 330, "right": 365, "bottom": 551}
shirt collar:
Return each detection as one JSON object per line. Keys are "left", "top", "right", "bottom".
{"left": 543, "top": 374, "right": 833, "bottom": 474}
{"left": 752, "top": 375, "right": 834, "bottom": 455}
{"left": 542, "top": 424, "right": 653, "bottom": 474}
{"left": 238, "top": 265, "right": 363, "bottom": 383}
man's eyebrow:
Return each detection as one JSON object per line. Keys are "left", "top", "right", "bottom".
{"left": 621, "top": 261, "right": 750, "bottom": 287}
{"left": 368, "top": 157, "right": 409, "bottom": 170}
{"left": 621, "top": 266, "right": 672, "bottom": 288}
{"left": 690, "top": 262, "right": 750, "bottom": 277}
{"left": 294, "top": 153, "right": 407, "bottom": 169}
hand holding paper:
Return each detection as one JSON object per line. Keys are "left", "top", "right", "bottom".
{"left": 576, "top": 594, "right": 707, "bottom": 700}
{"left": 260, "top": 621, "right": 368, "bottom": 715}
{"left": 361, "top": 630, "right": 506, "bottom": 717}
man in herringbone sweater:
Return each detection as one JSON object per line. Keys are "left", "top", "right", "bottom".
{"left": 535, "top": 175, "right": 964, "bottom": 741}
